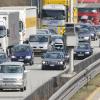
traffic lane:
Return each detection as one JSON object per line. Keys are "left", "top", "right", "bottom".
{"left": 0, "top": 40, "right": 99, "bottom": 100}
{"left": 0, "top": 63, "right": 70, "bottom": 100}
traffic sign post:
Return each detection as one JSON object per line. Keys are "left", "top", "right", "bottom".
{"left": 63, "top": 23, "right": 77, "bottom": 77}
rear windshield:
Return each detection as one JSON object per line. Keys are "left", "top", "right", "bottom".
{"left": 0, "top": 65, "right": 23, "bottom": 73}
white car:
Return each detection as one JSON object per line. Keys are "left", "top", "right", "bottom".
{"left": 0, "top": 62, "right": 27, "bottom": 91}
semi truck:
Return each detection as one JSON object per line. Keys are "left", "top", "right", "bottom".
{"left": 41, "top": 0, "right": 78, "bottom": 35}
{"left": 0, "top": 12, "right": 19, "bottom": 54}
{"left": 0, "top": 6, "right": 37, "bottom": 44}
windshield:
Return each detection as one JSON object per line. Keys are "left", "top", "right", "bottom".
{"left": 42, "top": 10, "right": 65, "bottom": 20}
{"left": 79, "top": 8, "right": 97, "bottom": 13}
{"left": 0, "top": 65, "right": 23, "bottom": 73}
{"left": 95, "top": 26, "right": 100, "bottom": 31}
{"left": 45, "top": 53, "right": 63, "bottom": 59}
{"left": 77, "top": 44, "right": 89, "bottom": 49}
{"left": 78, "top": 28, "right": 90, "bottom": 33}
{"left": 0, "top": 26, "right": 6, "bottom": 37}
{"left": 13, "top": 45, "right": 30, "bottom": 52}
{"left": 29, "top": 35, "right": 48, "bottom": 42}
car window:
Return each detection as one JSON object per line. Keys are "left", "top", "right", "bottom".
{"left": 45, "top": 53, "right": 62, "bottom": 59}
{"left": 0, "top": 65, "right": 23, "bottom": 73}
{"left": 29, "top": 35, "right": 48, "bottom": 42}
{"left": 13, "top": 45, "right": 30, "bottom": 52}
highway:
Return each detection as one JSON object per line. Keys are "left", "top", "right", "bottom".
{"left": 0, "top": 39, "right": 99, "bottom": 100}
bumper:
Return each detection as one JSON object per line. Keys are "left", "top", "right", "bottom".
{"left": 11, "top": 58, "right": 32, "bottom": 63}
{"left": 42, "top": 64, "right": 64, "bottom": 69}
{"left": 0, "top": 82, "right": 24, "bottom": 89}
{"left": 74, "top": 53, "right": 91, "bottom": 58}
{"left": 33, "top": 49, "right": 47, "bottom": 53}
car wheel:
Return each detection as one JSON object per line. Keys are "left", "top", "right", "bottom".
{"left": 0, "top": 88, "right": 3, "bottom": 91}
{"left": 42, "top": 66, "right": 45, "bottom": 70}
{"left": 29, "top": 60, "right": 33, "bottom": 65}
{"left": 20, "top": 87, "right": 24, "bottom": 92}
{"left": 24, "top": 86, "right": 26, "bottom": 90}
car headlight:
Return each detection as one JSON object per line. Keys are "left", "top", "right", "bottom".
{"left": 11, "top": 56, "right": 16, "bottom": 58}
{"left": 17, "top": 78, "right": 23, "bottom": 82}
{"left": 58, "top": 61, "right": 63, "bottom": 65}
{"left": 25, "top": 56, "right": 31, "bottom": 59}
{"left": 84, "top": 37, "right": 89, "bottom": 40}
{"left": 91, "top": 34, "right": 94, "bottom": 36}
{"left": 42, "top": 61, "right": 47, "bottom": 64}
{"left": 85, "top": 51, "right": 90, "bottom": 54}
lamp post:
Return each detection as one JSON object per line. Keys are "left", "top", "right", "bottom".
{"left": 70, "top": 0, "right": 74, "bottom": 23}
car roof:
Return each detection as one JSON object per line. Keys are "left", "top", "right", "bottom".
{"left": 0, "top": 62, "right": 24, "bottom": 66}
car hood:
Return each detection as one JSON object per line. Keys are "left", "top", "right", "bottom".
{"left": 0, "top": 73, "right": 23, "bottom": 79}
{"left": 29, "top": 42, "right": 48, "bottom": 47}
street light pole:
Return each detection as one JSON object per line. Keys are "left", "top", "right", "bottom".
{"left": 70, "top": 0, "right": 74, "bottom": 23}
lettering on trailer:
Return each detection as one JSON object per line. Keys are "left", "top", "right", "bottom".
{"left": 26, "top": 17, "right": 37, "bottom": 28}
{"left": 43, "top": 0, "right": 67, "bottom": 5}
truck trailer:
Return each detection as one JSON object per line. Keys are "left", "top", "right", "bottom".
{"left": 0, "top": 6, "right": 37, "bottom": 44}
{"left": 0, "top": 12, "right": 19, "bottom": 54}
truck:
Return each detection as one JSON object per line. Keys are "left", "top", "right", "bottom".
{"left": 0, "top": 12, "right": 19, "bottom": 54}
{"left": 41, "top": 0, "right": 78, "bottom": 35}
{"left": 0, "top": 6, "right": 37, "bottom": 44}
{"left": 78, "top": 8, "right": 100, "bottom": 25}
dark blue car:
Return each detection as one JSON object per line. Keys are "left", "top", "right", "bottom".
{"left": 74, "top": 42, "right": 93, "bottom": 59}
{"left": 11, "top": 44, "right": 34, "bottom": 65}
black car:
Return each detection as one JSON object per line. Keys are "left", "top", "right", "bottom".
{"left": 74, "top": 42, "right": 93, "bottom": 59}
{"left": 11, "top": 44, "right": 34, "bottom": 65}
{"left": 42, "top": 51, "right": 69, "bottom": 70}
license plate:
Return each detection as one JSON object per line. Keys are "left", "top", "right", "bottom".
{"left": 18, "top": 59, "right": 24, "bottom": 61}
{"left": 50, "top": 64, "right": 54, "bottom": 66}
{"left": 78, "top": 54, "right": 84, "bottom": 56}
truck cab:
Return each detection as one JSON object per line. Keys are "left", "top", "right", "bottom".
{"left": 41, "top": 4, "right": 66, "bottom": 35}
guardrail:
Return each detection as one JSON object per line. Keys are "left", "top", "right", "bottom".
{"left": 24, "top": 52, "right": 100, "bottom": 100}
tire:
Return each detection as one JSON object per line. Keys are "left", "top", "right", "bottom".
{"left": 29, "top": 60, "right": 33, "bottom": 65}
{"left": 20, "top": 88, "right": 24, "bottom": 92}
{"left": 42, "top": 66, "right": 45, "bottom": 70}
{"left": 24, "top": 86, "right": 26, "bottom": 90}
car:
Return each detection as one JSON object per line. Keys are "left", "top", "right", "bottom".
{"left": 0, "top": 52, "right": 8, "bottom": 64}
{"left": 77, "top": 28, "right": 91, "bottom": 42}
{"left": 11, "top": 44, "right": 34, "bottom": 65}
{"left": 0, "top": 62, "right": 27, "bottom": 91}
{"left": 28, "top": 34, "right": 51, "bottom": 53}
{"left": 74, "top": 42, "right": 93, "bottom": 59}
{"left": 77, "top": 24, "right": 97, "bottom": 41}
{"left": 50, "top": 34, "right": 64, "bottom": 46}
{"left": 41, "top": 51, "right": 69, "bottom": 70}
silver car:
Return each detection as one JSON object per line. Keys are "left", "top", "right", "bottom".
{"left": 29, "top": 34, "right": 51, "bottom": 53}
{"left": 0, "top": 62, "right": 27, "bottom": 91}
